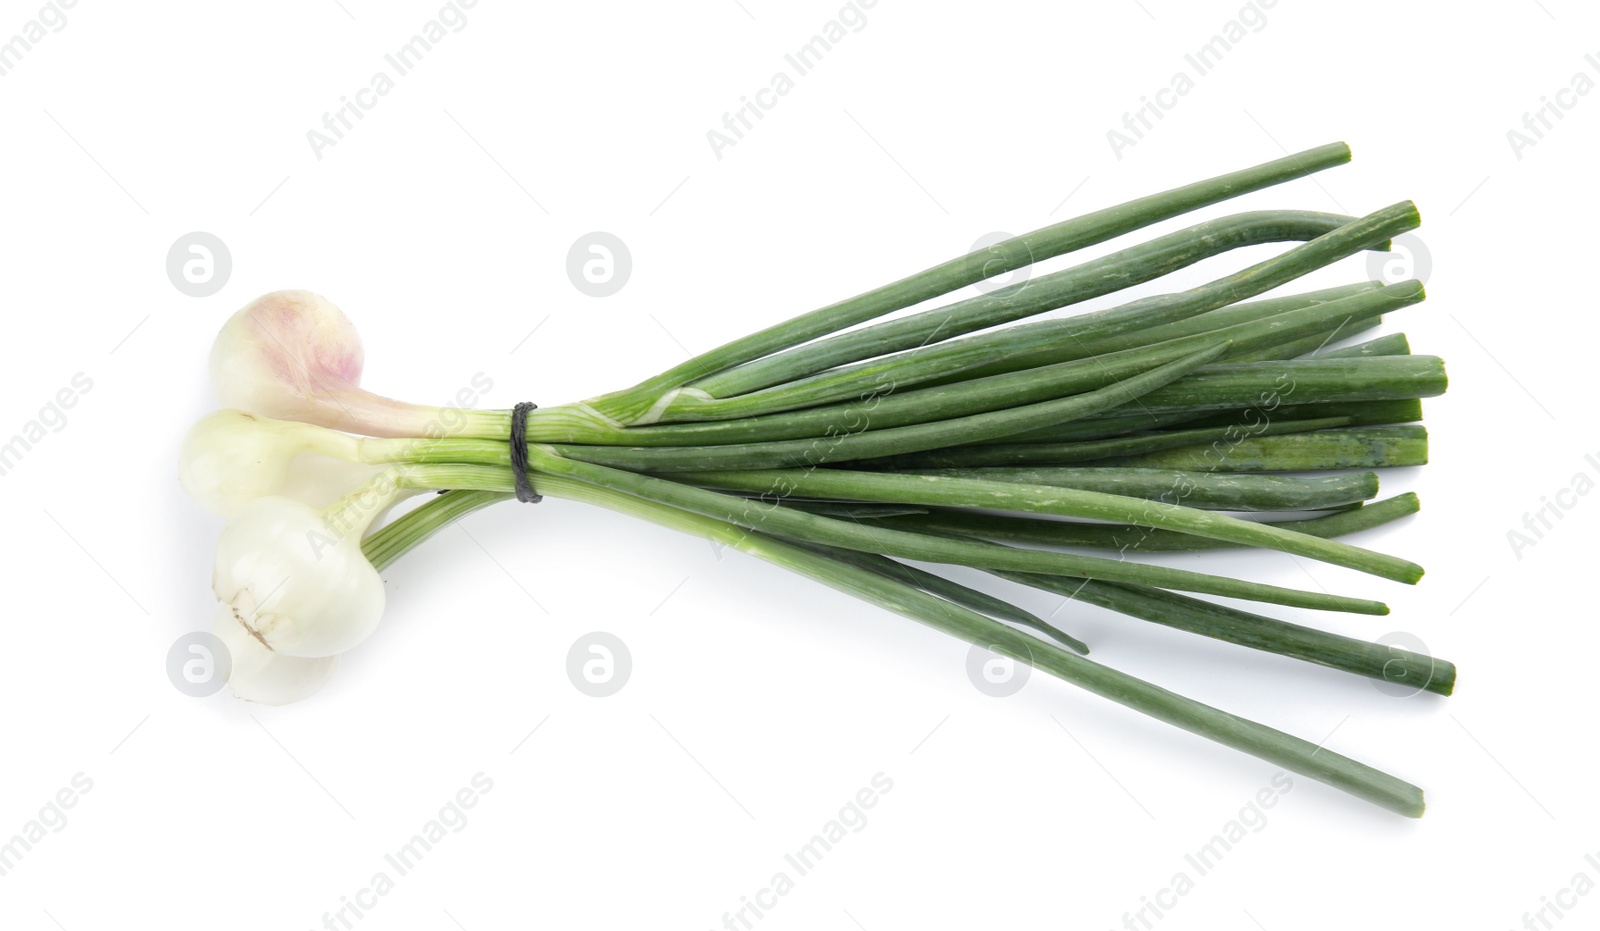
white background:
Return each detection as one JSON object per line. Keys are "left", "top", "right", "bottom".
{"left": 1, "top": 1, "right": 1595, "bottom": 929}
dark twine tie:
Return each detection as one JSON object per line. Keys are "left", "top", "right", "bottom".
{"left": 510, "top": 401, "right": 542, "bottom": 503}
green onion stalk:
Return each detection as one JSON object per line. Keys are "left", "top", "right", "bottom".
{"left": 363, "top": 469, "right": 1426, "bottom": 818}
{"left": 186, "top": 143, "right": 1451, "bottom": 817}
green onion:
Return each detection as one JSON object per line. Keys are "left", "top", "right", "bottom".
{"left": 1181, "top": 398, "right": 1423, "bottom": 430}
{"left": 190, "top": 141, "right": 1451, "bottom": 817}
{"left": 689, "top": 211, "right": 1368, "bottom": 401}
{"left": 1319, "top": 332, "right": 1412, "bottom": 358}
{"left": 666, "top": 465, "right": 1422, "bottom": 583}
{"left": 368, "top": 467, "right": 1427, "bottom": 817}
{"left": 887, "top": 466, "right": 1380, "bottom": 512}
{"left": 677, "top": 253, "right": 1421, "bottom": 422}
{"left": 779, "top": 539, "right": 1090, "bottom": 655}
{"left": 868, "top": 492, "right": 1421, "bottom": 552}
{"left": 587, "top": 143, "right": 1357, "bottom": 425}
{"left": 868, "top": 415, "right": 1353, "bottom": 469}
{"left": 439, "top": 343, "right": 1235, "bottom": 472}
{"left": 1097, "top": 425, "right": 1430, "bottom": 471}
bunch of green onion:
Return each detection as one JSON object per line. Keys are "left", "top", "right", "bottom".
{"left": 182, "top": 142, "right": 1450, "bottom": 817}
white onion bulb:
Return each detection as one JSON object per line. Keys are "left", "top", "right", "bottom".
{"left": 179, "top": 409, "right": 378, "bottom": 516}
{"left": 212, "top": 606, "right": 338, "bottom": 705}
{"left": 210, "top": 290, "right": 445, "bottom": 438}
{"left": 212, "top": 494, "right": 389, "bottom": 657}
